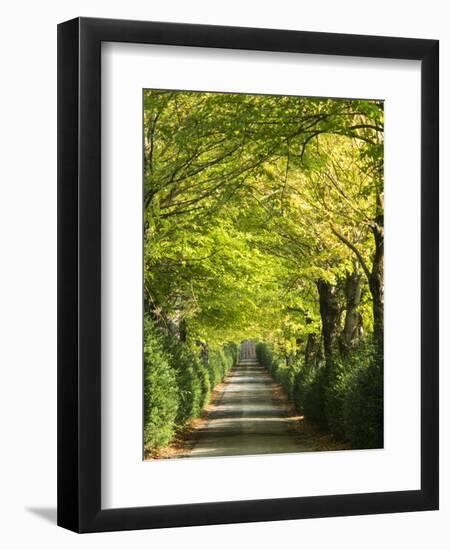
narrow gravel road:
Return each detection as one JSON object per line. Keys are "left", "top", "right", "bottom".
{"left": 185, "top": 355, "right": 314, "bottom": 458}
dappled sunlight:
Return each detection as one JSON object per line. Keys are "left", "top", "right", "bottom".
{"left": 181, "top": 361, "right": 316, "bottom": 457}
{"left": 143, "top": 90, "right": 384, "bottom": 458}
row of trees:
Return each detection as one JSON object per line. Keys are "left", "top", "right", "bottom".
{"left": 143, "top": 89, "right": 384, "bottom": 452}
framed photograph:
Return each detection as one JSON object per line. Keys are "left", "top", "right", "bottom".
{"left": 57, "top": 17, "right": 439, "bottom": 532}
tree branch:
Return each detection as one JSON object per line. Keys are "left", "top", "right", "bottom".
{"left": 348, "top": 124, "right": 384, "bottom": 133}
{"left": 330, "top": 225, "right": 371, "bottom": 281}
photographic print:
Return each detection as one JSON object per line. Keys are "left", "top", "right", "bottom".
{"left": 58, "top": 18, "right": 438, "bottom": 531}
{"left": 143, "top": 90, "right": 384, "bottom": 460}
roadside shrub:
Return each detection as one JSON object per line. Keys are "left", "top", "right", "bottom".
{"left": 224, "top": 342, "right": 239, "bottom": 366}
{"left": 323, "top": 360, "right": 347, "bottom": 439}
{"left": 207, "top": 349, "right": 222, "bottom": 388}
{"left": 324, "top": 340, "right": 383, "bottom": 448}
{"left": 341, "top": 349, "right": 383, "bottom": 448}
{"left": 208, "top": 344, "right": 236, "bottom": 388}
{"left": 293, "top": 364, "right": 324, "bottom": 425}
{"left": 143, "top": 320, "right": 179, "bottom": 452}
{"left": 144, "top": 316, "right": 238, "bottom": 453}
{"left": 258, "top": 337, "right": 383, "bottom": 449}
{"left": 256, "top": 342, "right": 276, "bottom": 379}
{"left": 274, "top": 362, "right": 298, "bottom": 399}
{"left": 255, "top": 341, "right": 273, "bottom": 370}
{"left": 164, "top": 337, "right": 235, "bottom": 423}
{"left": 256, "top": 342, "right": 297, "bottom": 399}
{"left": 195, "top": 357, "right": 212, "bottom": 409}
{"left": 167, "top": 341, "right": 205, "bottom": 424}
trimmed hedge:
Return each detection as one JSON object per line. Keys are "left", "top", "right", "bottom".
{"left": 208, "top": 345, "right": 237, "bottom": 388}
{"left": 256, "top": 340, "right": 383, "bottom": 449}
{"left": 143, "top": 321, "right": 179, "bottom": 450}
{"left": 144, "top": 317, "right": 237, "bottom": 454}
{"left": 255, "top": 343, "right": 298, "bottom": 400}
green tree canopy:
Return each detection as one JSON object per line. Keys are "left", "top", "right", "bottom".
{"left": 144, "top": 90, "right": 383, "bottom": 356}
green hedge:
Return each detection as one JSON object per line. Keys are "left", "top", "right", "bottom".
{"left": 168, "top": 342, "right": 205, "bottom": 424}
{"left": 256, "top": 340, "right": 383, "bottom": 449}
{"left": 143, "top": 321, "right": 179, "bottom": 450}
{"left": 144, "top": 318, "right": 237, "bottom": 454}
{"left": 208, "top": 344, "right": 237, "bottom": 388}
{"left": 293, "top": 364, "right": 325, "bottom": 426}
{"left": 255, "top": 343, "right": 298, "bottom": 400}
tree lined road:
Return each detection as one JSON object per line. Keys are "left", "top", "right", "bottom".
{"left": 143, "top": 90, "right": 384, "bottom": 455}
{"left": 184, "top": 352, "right": 314, "bottom": 458}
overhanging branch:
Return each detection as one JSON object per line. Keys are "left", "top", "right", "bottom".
{"left": 330, "top": 225, "right": 371, "bottom": 281}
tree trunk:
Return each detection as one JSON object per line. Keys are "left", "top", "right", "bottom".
{"left": 304, "top": 333, "right": 319, "bottom": 369}
{"left": 316, "top": 280, "right": 341, "bottom": 428}
{"left": 317, "top": 280, "right": 341, "bottom": 371}
{"left": 331, "top": 221, "right": 384, "bottom": 362}
{"left": 179, "top": 318, "right": 187, "bottom": 342}
{"left": 340, "top": 272, "right": 363, "bottom": 356}
{"left": 369, "top": 223, "right": 384, "bottom": 362}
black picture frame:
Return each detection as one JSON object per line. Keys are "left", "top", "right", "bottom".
{"left": 57, "top": 16, "right": 439, "bottom": 533}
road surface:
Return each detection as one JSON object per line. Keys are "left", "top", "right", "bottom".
{"left": 184, "top": 348, "right": 314, "bottom": 458}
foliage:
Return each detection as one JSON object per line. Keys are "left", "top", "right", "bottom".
{"left": 322, "top": 338, "right": 383, "bottom": 447}
{"left": 208, "top": 344, "right": 238, "bottom": 388}
{"left": 257, "top": 340, "right": 383, "bottom": 449}
{"left": 143, "top": 89, "right": 384, "bottom": 451}
{"left": 144, "top": 317, "right": 237, "bottom": 453}
{"left": 255, "top": 342, "right": 298, "bottom": 400}
{"left": 143, "top": 319, "right": 179, "bottom": 450}
{"left": 338, "top": 347, "right": 384, "bottom": 448}
{"left": 165, "top": 339, "right": 206, "bottom": 424}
